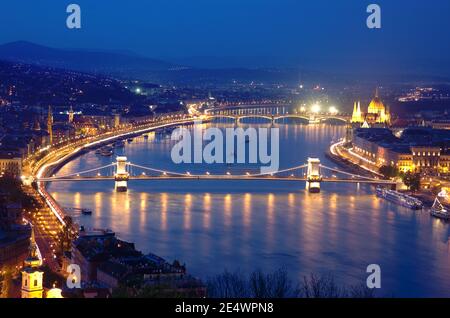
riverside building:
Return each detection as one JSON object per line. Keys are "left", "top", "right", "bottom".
{"left": 351, "top": 127, "right": 450, "bottom": 176}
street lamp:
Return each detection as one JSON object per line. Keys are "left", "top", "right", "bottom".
{"left": 311, "top": 104, "right": 321, "bottom": 113}
{"left": 329, "top": 106, "right": 338, "bottom": 114}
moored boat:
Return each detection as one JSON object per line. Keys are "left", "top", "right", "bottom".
{"left": 376, "top": 187, "right": 423, "bottom": 210}
{"left": 99, "top": 146, "right": 114, "bottom": 156}
{"left": 430, "top": 196, "right": 450, "bottom": 220}
{"left": 81, "top": 208, "right": 92, "bottom": 215}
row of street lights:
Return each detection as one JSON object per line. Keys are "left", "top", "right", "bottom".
{"left": 298, "top": 104, "right": 339, "bottom": 115}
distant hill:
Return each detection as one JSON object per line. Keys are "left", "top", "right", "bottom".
{"left": 0, "top": 59, "right": 144, "bottom": 106}
{"left": 0, "top": 41, "right": 177, "bottom": 76}
{"left": 0, "top": 41, "right": 318, "bottom": 84}
{"left": 1, "top": 41, "right": 445, "bottom": 85}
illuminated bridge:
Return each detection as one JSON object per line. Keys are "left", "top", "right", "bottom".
{"left": 204, "top": 106, "right": 351, "bottom": 124}
{"left": 37, "top": 157, "right": 397, "bottom": 193}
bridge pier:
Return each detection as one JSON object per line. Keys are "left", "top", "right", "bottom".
{"left": 115, "top": 156, "right": 129, "bottom": 192}
{"left": 306, "top": 158, "right": 322, "bottom": 193}
{"left": 308, "top": 115, "right": 320, "bottom": 124}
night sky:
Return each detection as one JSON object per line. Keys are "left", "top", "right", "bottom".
{"left": 1, "top": 0, "right": 449, "bottom": 73}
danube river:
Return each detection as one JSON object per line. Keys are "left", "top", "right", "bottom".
{"left": 48, "top": 122, "right": 450, "bottom": 297}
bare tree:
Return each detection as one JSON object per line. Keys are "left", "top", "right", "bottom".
{"left": 208, "top": 269, "right": 378, "bottom": 299}
{"left": 207, "top": 270, "right": 248, "bottom": 298}
{"left": 249, "top": 270, "right": 268, "bottom": 298}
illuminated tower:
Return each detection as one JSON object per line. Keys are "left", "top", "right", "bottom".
{"left": 345, "top": 122, "right": 353, "bottom": 143}
{"left": 114, "top": 113, "right": 120, "bottom": 129}
{"left": 351, "top": 101, "right": 363, "bottom": 123}
{"left": 47, "top": 106, "right": 54, "bottom": 145}
{"left": 368, "top": 88, "right": 389, "bottom": 124}
{"left": 115, "top": 156, "right": 129, "bottom": 192}
{"left": 306, "top": 158, "right": 322, "bottom": 193}
{"left": 21, "top": 229, "right": 44, "bottom": 298}
{"left": 32, "top": 116, "right": 41, "bottom": 131}
{"left": 68, "top": 105, "right": 74, "bottom": 123}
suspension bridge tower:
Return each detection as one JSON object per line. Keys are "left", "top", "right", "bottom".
{"left": 115, "top": 156, "right": 129, "bottom": 192}
{"left": 306, "top": 158, "right": 322, "bottom": 193}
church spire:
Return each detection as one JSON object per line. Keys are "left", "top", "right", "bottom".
{"left": 33, "top": 116, "right": 41, "bottom": 131}
{"left": 24, "top": 227, "right": 41, "bottom": 268}
{"left": 21, "top": 227, "right": 44, "bottom": 298}
{"left": 68, "top": 105, "right": 74, "bottom": 123}
{"left": 375, "top": 87, "right": 379, "bottom": 98}
{"left": 351, "top": 101, "right": 363, "bottom": 123}
{"left": 30, "top": 227, "right": 37, "bottom": 257}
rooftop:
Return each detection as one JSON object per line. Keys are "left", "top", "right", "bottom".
{"left": 0, "top": 152, "right": 21, "bottom": 160}
{"left": 355, "top": 127, "right": 450, "bottom": 151}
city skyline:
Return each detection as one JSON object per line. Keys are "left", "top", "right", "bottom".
{"left": 1, "top": 0, "right": 450, "bottom": 305}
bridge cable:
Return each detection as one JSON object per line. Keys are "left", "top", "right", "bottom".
{"left": 319, "top": 165, "right": 386, "bottom": 182}
{"left": 39, "top": 163, "right": 116, "bottom": 180}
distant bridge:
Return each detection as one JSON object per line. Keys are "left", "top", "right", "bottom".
{"left": 204, "top": 106, "right": 351, "bottom": 124}
{"left": 37, "top": 157, "right": 397, "bottom": 193}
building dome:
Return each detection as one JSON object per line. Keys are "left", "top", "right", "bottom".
{"left": 24, "top": 228, "right": 41, "bottom": 268}
{"left": 46, "top": 287, "right": 63, "bottom": 298}
{"left": 367, "top": 88, "right": 390, "bottom": 124}
{"left": 368, "top": 97, "right": 385, "bottom": 114}
{"left": 367, "top": 89, "right": 385, "bottom": 115}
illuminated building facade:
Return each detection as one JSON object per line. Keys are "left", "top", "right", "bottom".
{"left": 21, "top": 229, "right": 44, "bottom": 298}
{"left": 351, "top": 101, "right": 363, "bottom": 123}
{"left": 351, "top": 88, "right": 391, "bottom": 126}
{"left": 367, "top": 88, "right": 390, "bottom": 124}
{"left": 411, "top": 146, "right": 441, "bottom": 175}
{"left": 0, "top": 153, "right": 22, "bottom": 177}
{"left": 438, "top": 153, "right": 450, "bottom": 174}
{"left": 114, "top": 113, "right": 121, "bottom": 128}
{"left": 352, "top": 127, "right": 450, "bottom": 175}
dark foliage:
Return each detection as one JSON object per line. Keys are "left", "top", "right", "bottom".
{"left": 206, "top": 269, "right": 377, "bottom": 298}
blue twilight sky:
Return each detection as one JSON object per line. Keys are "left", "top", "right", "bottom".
{"left": 0, "top": 0, "right": 449, "bottom": 72}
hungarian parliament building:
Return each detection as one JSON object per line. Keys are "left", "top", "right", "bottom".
{"left": 351, "top": 89, "right": 390, "bottom": 126}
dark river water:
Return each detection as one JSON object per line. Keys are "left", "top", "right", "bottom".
{"left": 48, "top": 122, "right": 450, "bottom": 297}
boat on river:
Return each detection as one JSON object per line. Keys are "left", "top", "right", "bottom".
{"left": 81, "top": 208, "right": 93, "bottom": 215}
{"left": 376, "top": 187, "right": 423, "bottom": 210}
{"left": 431, "top": 194, "right": 450, "bottom": 220}
{"left": 99, "top": 146, "right": 114, "bottom": 156}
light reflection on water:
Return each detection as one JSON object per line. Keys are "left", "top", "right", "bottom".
{"left": 48, "top": 123, "right": 450, "bottom": 297}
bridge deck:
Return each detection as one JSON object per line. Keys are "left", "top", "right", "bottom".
{"left": 38, "top": 176, "right": 396, "bottom": 184}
